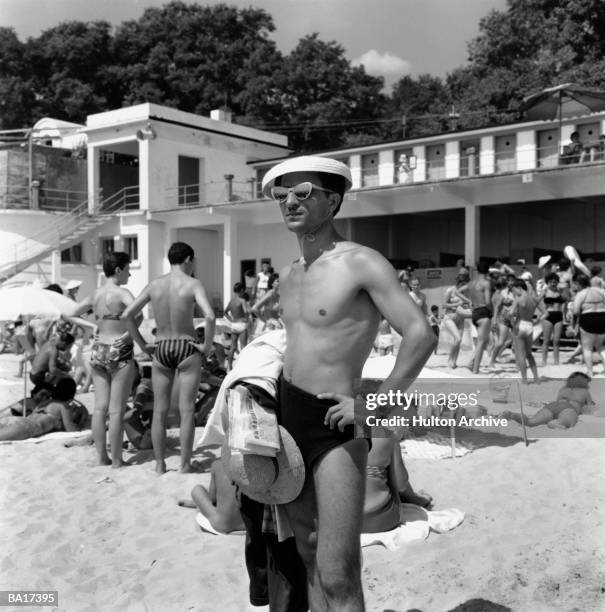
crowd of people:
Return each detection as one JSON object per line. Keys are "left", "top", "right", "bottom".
{"left": 372, "top": 252, "right": 605, "bottom": 384}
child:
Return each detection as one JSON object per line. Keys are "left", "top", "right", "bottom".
{"left": 503, "top": 371, "right": 594, "bottom": 429}
{"left": 428, "top": 305, "right": 440, "bottom": 354}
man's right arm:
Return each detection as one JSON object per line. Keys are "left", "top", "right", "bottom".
{"left": 193, "top": 281, "right": 216, "bottom": 354}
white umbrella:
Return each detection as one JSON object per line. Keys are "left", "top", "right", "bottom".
{"left": 0, "top": 287, "right": 77, "bottom": 321}
{"left": 0, "top": 287, "right": 78, "bottom": 414}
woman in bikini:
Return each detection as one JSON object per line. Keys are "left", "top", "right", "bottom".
{"left": 363, "top": 435, "right": 432, "bottom": 533}
{"left": 224, "top": 282, "right": 252, "bottom": 371}
{"left": 0, "top": 378, "right": 83, "bottom": 441}
{"left": 504, "top": 371, "right": 594, "bottom": 429}
{"left": 510, "top": 279, "right": 541, "bottom": 384}
{"left": 251, "top": 273, "right": 282, "bottom": 332}
{"left": 442, "top": 273, "right": 471, "bottom": 369}
{"left": 489, "top": 276, "right": 514, "bottom": 367}
{"left": 538, "top": 272, "right": 568, "bottom": 366}
{"left": 69, "top": 252, "right": 138, "bottom": 467}
{"left": 572, "top": 274, "right": 605, "bottom": 377}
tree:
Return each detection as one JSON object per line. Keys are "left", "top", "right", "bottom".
{"left": 111, "top": 2, "right": 282, "bottom": 117}
{"left": 253, "top": 34, "right": 388, "bottom": 151}
{"left": 25, "top": 21, "right": 113, "bottom": 121}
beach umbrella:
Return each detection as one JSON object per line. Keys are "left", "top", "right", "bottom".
{"left": 520, "top": 83, "right": 605, "bottom": 154}
{"left": 0, "top": 286, "right": 77, "bottom": 321}
{"left": 0, "top": 287, "right": 78, "bottom": 413}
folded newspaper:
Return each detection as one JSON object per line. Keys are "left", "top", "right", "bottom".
{"left": 226, "top": 385, "right": 280, "bottom": 456}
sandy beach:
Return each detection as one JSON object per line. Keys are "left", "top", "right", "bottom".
{"left": 1, "top": 344, "right": 605, "bottom": 612}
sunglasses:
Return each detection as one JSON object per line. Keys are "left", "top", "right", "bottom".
{"left": 270, "top": 182, "right": 333, "bottom": 203}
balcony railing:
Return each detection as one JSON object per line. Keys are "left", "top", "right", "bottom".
{"left": 164, "top": 180, "right": 257, "bottom": 209}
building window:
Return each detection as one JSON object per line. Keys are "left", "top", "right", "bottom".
{"left": 124, "top": 236, "right": 138, "bottom": 262}
{"left": 99, "top": 238, "right": 115, "bottom": 264}
{"left": 61, "top": 243, "right": 83, "bottom": 263}
{"left": 460, "top": 140, "right": 480, "bottom": 177}
{"left": 361, "top": 153, "right": 379, "bottom": 187}
{"left": 256, "top": 168, "right": 268, "bottom": 199}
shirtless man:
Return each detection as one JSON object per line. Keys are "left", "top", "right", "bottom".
{"left": 29, "top": 333, "right": 75, "bottom": 387}
{"left": 262, "top": 156, "right": 435, "bottom": 611}
{"left": 409, "top": 278, "right": 428, "bottom": 316}
{"left": 465, "top": 261, "right": 492, "bottom": 373}
{"left": 122, "top": 242, "right": 216, "bottom": 474}
{"left": 224, "top": 282, "right": 250, "bottom": 370}
{"left": 510, "top": 279, "right": 540, "bottom": 384}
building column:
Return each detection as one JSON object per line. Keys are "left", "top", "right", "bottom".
{"left": 223, "top": 217, "right": 237, "bottom": 307}
{"left": 50, "top": 250, "right": 61, "bottom": 283}
{"left": 349, "top": 154, "right": 362, "bottom": 189}
{"left": 378, "top": 150, "right": 394, "bottom": 186}
{"left": 445, "top": 141, "right": 460, "bottom": 178}
{"left": 87, "top": 146, "right": 100, "bottom": 214}
{"left": 464, "top": 204, "right": 480, "bottom": 267}
{"left": 479, "top": 136, "right": 495, "bottom": 175}
{"left": 138, "top": 139, "right": 150, "bottom": 211}
{"left": 412, "top": 145, "right": 425, "bottom": 182}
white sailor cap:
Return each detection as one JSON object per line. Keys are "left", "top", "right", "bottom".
{"left": 261, "top": 156, "right": 353, "bottom": 197}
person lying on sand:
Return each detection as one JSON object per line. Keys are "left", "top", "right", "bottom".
{"left": 503, "top": 371, "right": 595, "bottom": 429}
{"left": 178, "top": 459, "right": 245, "bottom": 534}
{"left": 0, "top": 378, "right": 85, "bottom": 441}
{"left": 363, "top": 434, "right": 433, "bottom": 533}
{"left": 7, "top": 383, "right": 53, "bottom": 417}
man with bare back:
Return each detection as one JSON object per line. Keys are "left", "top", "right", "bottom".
{"left": 261, "top": 156, "right": 436, "bottom": 611}
{"left": 122, "top": 242, "right": 215, "bottom": 474}
{"left": 464, "top": 260, "right": 493, "bottom": 373}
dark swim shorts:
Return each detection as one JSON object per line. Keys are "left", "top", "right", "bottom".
{"left": 471, "top": 306, "right": 492, "bottom": 327}
{"left": 277, "top": 376, "right": 370, "bottom": 469}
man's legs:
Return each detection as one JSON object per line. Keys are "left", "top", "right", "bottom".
{"left": 151, "top": 360, "right": 175, "bottom": 474}
{"left": 513, "top": 333, "right": 528, "bottom": 383}
{"left": 579, "top": 330, "right": 595, "bottom": 377}
{"left": 286, "top": 438, "right": 368, "bottom": 612}
{"left": 442, "top": 318, "right": 461, "bottom": 368}
{"left": 472, "top": 318, "right": 491, "bottom": 373}
{"left": 176, "top": 352, "right": 203, "bottom": 472}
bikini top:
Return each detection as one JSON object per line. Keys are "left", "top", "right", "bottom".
{"left": 96, "top": 290, "right": 125, "bottom": 321}
{"left": 543, "top": 294, "right": 565, "bottom": 305}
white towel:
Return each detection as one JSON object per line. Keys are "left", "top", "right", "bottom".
{"left": 195, "top": 512, "right": 245, "bottom": 536}
{"left": 360, "top": 504, "right": 465, "bottom": 550}
{"left": 197, "top": 329, "right": 286, "bottom": 449}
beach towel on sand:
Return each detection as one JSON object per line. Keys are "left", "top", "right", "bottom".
{"left": 0, "top": 429, "right": 91, "bottom": 445}
{"left": 401, "top": 432, "right": 473, "bottom": 459}
{"left": 360, "top": 505, "right": 465, "bottom": 550}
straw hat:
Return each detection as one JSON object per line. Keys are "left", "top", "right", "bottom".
{"left": 520, "top": 270, "right": 533, "bottom": 281}
{"left": 538, "top": 255, "right": 551, "bottom": 269}
{"left": 261, "top": 156, "right": 353, "bottom": 197}
{"left": 222, "top": 426, "right": 305, "bottom": 505}
{"left": 65, "top": 279, "right": 82, "bottom": 291}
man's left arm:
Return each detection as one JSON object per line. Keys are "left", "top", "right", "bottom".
{"left": 360, "top": 253, "right": 437, "bottom": 413}
{"left": 321, "top": 251, "right": 436, "bottom": 430}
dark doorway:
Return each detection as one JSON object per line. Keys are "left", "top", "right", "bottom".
{"left": 178, "top": 156, "right": 200, "bottom": 206}
{"left": 241, "top": 259, "right": 256, "bottom": 285}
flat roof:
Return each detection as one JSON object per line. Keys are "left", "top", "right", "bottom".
{"left": 85, "top": 103, "right": 289, "bottom": 149}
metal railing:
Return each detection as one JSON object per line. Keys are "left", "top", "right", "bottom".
{"left": 164, "top": 180, "right": 257, "bottom": 209}
{"left": 0, "top": 187, "right": 137, "bottom": 281}
{"left": 98, "top": 185, "right": 140, "bottom": 213}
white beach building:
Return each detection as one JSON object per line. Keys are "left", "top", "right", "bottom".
{"left": 1, "top": 103, "right": 604, "bottom": 309}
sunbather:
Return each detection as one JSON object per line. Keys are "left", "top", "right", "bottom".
{"left": 503, "top": 371, "right": 595, "bottom": 429}
{"left": 0, "top": 378, "right": 84, "bottom": 441}
{"left": 178, "top": 459, "right": 245, "bottom": 533}
{"left": 363, "top": 434, "right": 432, "bottom": 533}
